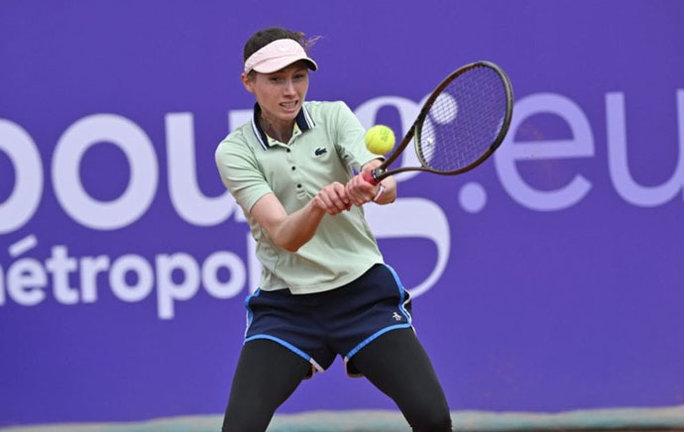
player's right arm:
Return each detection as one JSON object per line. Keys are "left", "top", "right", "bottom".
{"left": 250, "top": 182, "right": 350, "bottom": 252}
{"left": 216, "top": 129, "right": 350, "bottom": 253}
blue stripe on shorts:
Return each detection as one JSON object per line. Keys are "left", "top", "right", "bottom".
{"left": 240, "top": 263, "right": 414, "bottom": 377}
{"left": 344, "top": 264, "right": 413, "bottom": 361}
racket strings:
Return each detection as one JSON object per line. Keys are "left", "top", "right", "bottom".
{"left": 418, "top": 65, "right": 509, "bottom": 172}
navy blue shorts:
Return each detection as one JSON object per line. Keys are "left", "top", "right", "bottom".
{"left": 243, "top": 263, "right": 413, "bottom": 377}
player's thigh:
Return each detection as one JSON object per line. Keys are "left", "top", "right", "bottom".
{"left": 223, "top": 339, "right": 311, "bottom": 430}
{"left": 350, "top": 328, "right": 451, "bottom": 430}
{"left": 228, "top": 339, "right": 311, "bottom": 404}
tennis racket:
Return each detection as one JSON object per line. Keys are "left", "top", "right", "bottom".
{"left": 363, "top": 61, "right": 514, "bottom": 184}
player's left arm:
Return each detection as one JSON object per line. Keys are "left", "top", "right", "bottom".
{"left": 328, "top": 102, "right": 397, "bottom": 206}
{"left": 346, "top": 158, "right": 397, "bottom": 206}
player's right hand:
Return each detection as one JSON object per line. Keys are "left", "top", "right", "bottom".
{"left": 312, "top": 182, "right": 351, "bottom": 215}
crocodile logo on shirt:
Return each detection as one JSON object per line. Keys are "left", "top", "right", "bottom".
{"left": 314, "top": 147, "right": 327, "bottom": 156}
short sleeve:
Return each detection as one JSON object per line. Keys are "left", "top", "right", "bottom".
{"left": 330, "top": 101, "right": 382, "bottom": 170}
{"left": 215, "top": 130, "right": 272, "bottom": 214}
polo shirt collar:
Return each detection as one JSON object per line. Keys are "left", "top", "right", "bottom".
{"left": 251, "top": 103, "right": 316, "bottom": 150}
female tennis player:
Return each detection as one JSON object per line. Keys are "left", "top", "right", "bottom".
{"left": 214, "top": 27, "right": 452, "bottom": 432}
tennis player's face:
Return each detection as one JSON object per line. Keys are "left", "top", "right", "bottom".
{"left": 244, "top": 62, "right": 309, "bottom": 126}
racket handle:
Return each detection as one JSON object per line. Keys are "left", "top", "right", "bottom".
{"left": 362, "top": 169, "right": 379, "bottom": 185}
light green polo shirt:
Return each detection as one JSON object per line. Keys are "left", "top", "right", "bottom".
{"left": 215, "top": 101, "right": 384, "bottom": 294}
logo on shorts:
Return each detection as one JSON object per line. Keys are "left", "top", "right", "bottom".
{"left": 392, "top": 312, "right": 403, "bottom": 321}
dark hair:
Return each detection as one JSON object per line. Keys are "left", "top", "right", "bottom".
{"left": 243, "top": 27, "right": 316, "bottom": 62}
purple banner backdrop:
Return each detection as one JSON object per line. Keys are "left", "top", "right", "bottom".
{"left": 1, "top": 0, "right": 683, "bottom": 426}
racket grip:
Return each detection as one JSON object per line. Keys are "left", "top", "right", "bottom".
{"left": 362, "top": 169, "right": 379, "bottom": 185}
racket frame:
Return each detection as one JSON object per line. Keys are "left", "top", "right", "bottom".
{"left": 366, "top": 61, "right": 514, "bottom": 184}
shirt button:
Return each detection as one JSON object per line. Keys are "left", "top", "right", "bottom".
{"left": 291, "top": 166, "right": 296, "bottom": 171}
{"left": 297, "top": 184, "right": 302, "bottom": 188}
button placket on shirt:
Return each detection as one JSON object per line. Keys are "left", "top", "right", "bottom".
{"left": 285, "top": 144, "right": 307, "bottom": 201}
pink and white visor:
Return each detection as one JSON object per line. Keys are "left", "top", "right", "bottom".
{"left": 244, "top": 39, "right": 318, "bottom": 74}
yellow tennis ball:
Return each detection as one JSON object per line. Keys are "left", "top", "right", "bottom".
{"left": 365, "top": 125, "right": 395, "bottom": 155}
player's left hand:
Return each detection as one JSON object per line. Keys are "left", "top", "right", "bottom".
{"left": 345, "top": 161, "right": 383, "bottom": 206}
